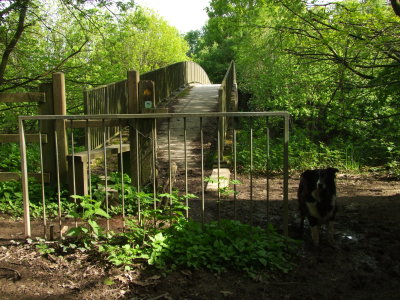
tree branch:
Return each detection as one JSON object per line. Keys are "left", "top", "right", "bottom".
{"left": 0, "top": 0, "right": 29, "bottom": 85}
{"left": 391, "top": 0, "right": 400, "bottom": 18}
{"left": 0, "top": 39, "right": 88, "bottom": 92}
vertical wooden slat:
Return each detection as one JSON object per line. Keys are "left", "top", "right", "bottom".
{"left": 52, "top": 73, "right": 68, "bottom": 183}
{"left": 128, "top": 70, "right": 140, "bottom": 188}
{"left": 39, "top": 82, "right": 56, "bottom": 184}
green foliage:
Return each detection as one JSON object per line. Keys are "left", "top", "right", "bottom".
{"left": 35, "top": 186, "right": 297, "bottom": 278}
{"left": 147, "top": 219, "right": 299, "bottom": 278}
{"left": 0, "top": 143, "right": 40, "bottom": 172}
{"left": 0, "top": 1, "right": 189, "bottom": 121}
{"left": 191, "top": 0, "right": 400, "bottom": 174}
{"left": 66, "top": 195, "right": 111, "bottom": 249}
{"left": 0, "top": 179, "right": 71, "bottom": 218}
{"left": 204, "top": 176, "right": 241, "bottom": 198}
{"left": 36, "top": 240, "right": 56, "bottom": 255}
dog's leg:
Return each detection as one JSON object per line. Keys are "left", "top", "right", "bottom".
{"left": 327, "top": 221, "right": 335, "bottom": 245}
{"left": 311, "top": 225, "right": 320, "bottom": 246}
{"left": 299, "top": 214, "right": 304, "bottom": 237}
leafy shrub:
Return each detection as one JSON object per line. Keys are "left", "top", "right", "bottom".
{"left": 0, "top": 179, "right": 71, "bottom": 218}
{"left": 147, "top": 219, "right": 299, "bottom": 278}
{"left": 0, "top": 143, "right": 40, "bottom": 172}
{"left": 236, "top": 127, "right": 363, "bottom": 173}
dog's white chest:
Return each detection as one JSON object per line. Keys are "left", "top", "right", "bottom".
{"left": 306, "top": 192, "right": 336, "bottom": 223}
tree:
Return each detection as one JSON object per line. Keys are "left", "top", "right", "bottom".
{"left": 196, "top": 0, "right": 400, "bottom": 170}
{"left": 0, "top": 0, "right": 136, "bottom": 92}
{"left": 0, "top": 1, "right": 189, "bottom": 127}
{"left": 390, "top": 0, "right": 400, "bottom": 17}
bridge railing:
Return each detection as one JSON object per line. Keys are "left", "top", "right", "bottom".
{"left": 218, "top": 61, "right": 238, "bottom": 154}
{"left": 0, "top": 73, "right": 68, "bottom": 185}
{"left": 84, "top": 61, "right": 211, "bottom": 150}
{"left": 141, "top": 61, "right": 211, "bottom": 106}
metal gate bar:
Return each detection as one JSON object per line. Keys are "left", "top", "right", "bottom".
{"left": 119, "top": 122, "right": 126, "bottom": 230}
{"left": 54, "top": 131, "right": 62, "bottom": 237}
{"left": 70, "top": 120, "right": 77, "bottom": 228}
{"left": 38, "top": 122, "right": 47, "bottom": 238}
{"left": 19, "top": 112, "right": 290, "bottom": 238}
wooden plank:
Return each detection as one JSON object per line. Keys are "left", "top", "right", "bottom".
{"left": 0, "top": 134, "right": 47, "bottom": 143}
{"left": 0, "top": 172, "right": 50, "bottom": 183}
{"left": 0, "top": 92, "right": 45, "bottom": 103}
{"left": 67, "top": 144, "right": 130, "bottom": 161}
{"left": 39, "top": 82, "right": 56, "bottom": 185}
{"left": 66, "top": 119, "right": 128, "bottom": 128}
{"left": 205, "top": 168, "right": 231, "bottom": 192}
{"left": 52, "top": 73, "right": 68, "bottom": 183}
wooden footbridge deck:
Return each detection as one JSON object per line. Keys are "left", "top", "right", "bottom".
{"left": 157, "top": 83, "right": 220, "bottom": 169}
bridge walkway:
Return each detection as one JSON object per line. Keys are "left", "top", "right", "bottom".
{"left": 156, "top": 83, "right": 221, "bottom": 170}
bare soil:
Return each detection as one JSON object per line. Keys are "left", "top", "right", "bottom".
{"left": 0, "top": 173, "right": 399, "bottom": 299}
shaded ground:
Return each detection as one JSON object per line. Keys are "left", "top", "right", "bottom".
{"left": 1, "top": 173, "right": 399, "bottom": 299}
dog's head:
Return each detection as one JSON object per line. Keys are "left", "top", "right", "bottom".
{"left": 316, "top": 167, "right": 339, "bottom": 191}
{"left": 301, "top": 167, "right": 339, "bottom": 193}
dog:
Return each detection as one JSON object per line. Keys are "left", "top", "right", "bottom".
{"left": 298, "top": 168, "right": 339, "bottom": 246}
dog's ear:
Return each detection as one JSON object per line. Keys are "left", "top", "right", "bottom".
{"left": 327, "top": 167, "right": 339, "bottom": 175}
{"left": 301, "top": 170, "right": 315, "bottom": 180}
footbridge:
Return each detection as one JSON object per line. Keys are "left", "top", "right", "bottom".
{"left": 13, "top": 61, "right": 290, "bottom": 239}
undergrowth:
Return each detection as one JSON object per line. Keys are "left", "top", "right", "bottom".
{"left": 34, "top": 187, "right": 299, "bottom": 279}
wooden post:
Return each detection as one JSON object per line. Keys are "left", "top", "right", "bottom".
{"left": 52, "top": 73, "right": 68, "bottom": 183}
{"left": 128, "top": 70, "right": 140, "bottom": 114}
{"left": 139, "top": 80, "right": 156, "bottom": 112}
{"left": 127, "top": 70, "right": 140, "bottom": 188}
{"left": 138, "top": 81, "right": 156, "bottom": 185}
{"left": 39, "top": 82, "right": 56, "bottom": 184}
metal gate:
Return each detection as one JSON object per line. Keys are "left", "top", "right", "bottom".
{"left": 18, "top": 112, "right": 290, "bottom": 239}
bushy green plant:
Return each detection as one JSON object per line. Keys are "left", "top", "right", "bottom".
{"left": 236, "top": 126, "right": 363, "bottom": 173}
{"left": 34, "top": 185, "right": 299, "bottom": 278}
{"left": 66, "top": 195, "right": 111, "bottom": 249}
{"left": 0, "top": 143, "right": 41, "bottom": 172}
{"left": 0, "top": 179, "right": 71, "bottom": 218}
{"left": 147, "top": 219, "right": 299, "bottom": 278}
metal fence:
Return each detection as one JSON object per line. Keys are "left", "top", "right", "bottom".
{"left": 18, "top": 112, "right": 290, "bottom": 239}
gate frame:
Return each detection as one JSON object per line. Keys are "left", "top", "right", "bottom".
{"left": 19, "top": 111, "right": 290, "bottom": 238}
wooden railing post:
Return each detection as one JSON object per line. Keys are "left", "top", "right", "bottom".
{"left": 128, "top": 70, "right": 140, "bottom": 189}
{"left": 52, "top": 73, "right": 68, "bottom": 184}
{"left": 138, "top": 80, "right": 156, "bottom": 186}
{"left": 39, "top": 82, "right": 56, "bottom": 183}
{"left": 38, "top": 73, "right": 68, "bottom": 184}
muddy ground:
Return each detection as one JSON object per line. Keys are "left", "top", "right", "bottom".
{"left": 0, "top": 172, "right": 399, "bottom": 299}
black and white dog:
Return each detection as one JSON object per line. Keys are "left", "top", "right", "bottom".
{"left": 298, "top": 168, "right": 339, "bottom": 246}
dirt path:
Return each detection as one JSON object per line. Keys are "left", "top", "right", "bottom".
{"left": 0, "top": 173, "right": 399, "bottom": 299}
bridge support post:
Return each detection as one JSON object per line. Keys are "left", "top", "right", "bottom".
{"left": 127, "top": 70, "right": 140, "bottom": 189}
{"left": 39, "top": 73, "right": 68, "bottom": 184}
